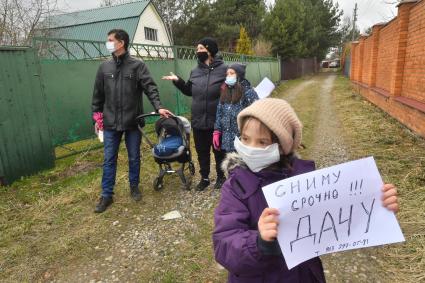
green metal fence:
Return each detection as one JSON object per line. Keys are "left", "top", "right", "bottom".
{"left": 0, "top": 47, "right": 55, "bottom": 184}
{"left": 32, "top": 37, "right": 279, "bottom": 63}
{"left": 32, "top": 37, "right": 281, "bottom": 146}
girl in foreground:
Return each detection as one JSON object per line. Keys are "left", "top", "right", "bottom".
{"left": 213, "top": 98, "right": 399, "bottom": 282}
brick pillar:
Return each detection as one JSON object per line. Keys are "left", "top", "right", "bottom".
{"left": 368, "top": 23, "right": 385, "bottom": 87}
{"left": 390, "top": 0, "right": 417, "bottom": 96}
{"left": 350, "top": 42, "right": 358, "bottom": 81}
{"left": 357, "top": 36, "right": 366, "bottom": 83}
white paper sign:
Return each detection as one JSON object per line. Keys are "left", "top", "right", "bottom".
{"left": 98, "top": 130, "right": 104, "bottom": 143}
{"left": 262, "top": 157, "right": 405, "bottom": 269}
{"left": 254, "top": 77, "right": 275, "bottom": 99}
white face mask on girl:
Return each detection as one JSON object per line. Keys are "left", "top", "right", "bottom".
{"left": 234, "top": 137, "right": 281, "bottom": 172}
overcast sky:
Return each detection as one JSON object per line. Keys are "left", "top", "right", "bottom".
{"left": 56, "top": 0, "right": 398, "bottom": 33}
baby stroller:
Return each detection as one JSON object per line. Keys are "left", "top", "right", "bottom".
{"left": 136, "top": 113, "right": 195, "bottom": 190}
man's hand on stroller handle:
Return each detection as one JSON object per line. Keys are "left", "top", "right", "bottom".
{"left": 158, "top": 108, "right": 173, "bottom": 118}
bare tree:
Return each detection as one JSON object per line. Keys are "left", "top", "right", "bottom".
{"left": 381, "top": 0, "right": 398, "bottom": 18}
{"left": 99, "top": 0, "right": 135, "bottom": 7}
{"left": 381, "top": 0, "right": 400, "bottom": 4}
{"left": 100, "top": 0, "right": 120, "bottom": 7}
{"left": 0, "top": 0, "right": 59, "bottom": 46}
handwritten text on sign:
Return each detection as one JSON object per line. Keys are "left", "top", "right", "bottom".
{"left": 262, "top": 157, "right": 405, "bottom": 269}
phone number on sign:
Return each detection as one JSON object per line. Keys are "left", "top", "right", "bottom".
{"left": 325, "top": 239, "right": 369, "bottom": 252}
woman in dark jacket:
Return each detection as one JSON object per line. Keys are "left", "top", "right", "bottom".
{"left": 162, "top": 38, "right": 227, "bottom": 191}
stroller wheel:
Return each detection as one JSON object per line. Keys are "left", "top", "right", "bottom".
{"left": 189, "top": 162, "right": 195, "bottom": 175}
{"left": 153, "top": 177, "right": 163, "bottom": 191}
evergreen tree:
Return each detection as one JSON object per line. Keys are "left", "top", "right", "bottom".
{"left": 263, "top": 0, "right": 342, "bottom": 60}
{"left": 236, "top": 26, "right": 254, "bottom": 55}
{"left": 173, "top": 0, "right": 265, "bottom": 49}
{"left": 263, "top": 0, "right": 308, "bottom": 59}
{"left": 211, "top": 0, "right": 266, "bottom": 39}
{"left": 172, "top": 0, "right": 217, "bottom": 46}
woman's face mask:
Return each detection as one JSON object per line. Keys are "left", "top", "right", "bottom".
{"left": 225, "top": 76, "right": 237, "bottom": 86}
{"left": 234, "top": 137, "right": 280, "bottom": 172}
{"left": 196, "top": 51, "right": 209, "bottom": 62}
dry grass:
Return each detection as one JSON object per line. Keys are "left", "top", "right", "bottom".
{"left": 330, "top": 75, "right": 425, "bottom": 282}
{"left": 0, "top": 141, "right": 110, "bottom": 281}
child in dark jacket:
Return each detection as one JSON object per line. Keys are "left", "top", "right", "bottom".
{"left": 213, "top": 63, "right": 259, "bottom": 154}
{"left": 213, "top": 98, "right": 399, "bottom": 283}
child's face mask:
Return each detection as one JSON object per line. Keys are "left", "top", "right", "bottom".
{"left": 234, "top": 137, "right": 280, "bottom": 172}
{"left": 225, "top": 76, "right": 237, "bottom": 86}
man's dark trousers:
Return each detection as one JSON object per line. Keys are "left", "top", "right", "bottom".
{"left": 101, "top": 129, "right": 141, "bottom": 197}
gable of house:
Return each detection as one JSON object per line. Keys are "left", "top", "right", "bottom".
{"left": 43, "top": 1, "right": 171, "bottom": 45}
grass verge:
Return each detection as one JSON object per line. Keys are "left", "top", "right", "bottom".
{"left": 330, "top": 75, "right": 425, "bottom": 282}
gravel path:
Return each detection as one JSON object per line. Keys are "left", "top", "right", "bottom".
{"left": 309, "top": 74, "right": 388, "bottom": 283}
{"left": 284, "top": 80, "right": 315, "bottom": 103}
{"left": 51, "top": 185, "right": 223, "bottom": 282}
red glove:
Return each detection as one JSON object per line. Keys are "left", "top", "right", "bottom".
{"left": 213, "top": 130, "right": 221, "bottom": 151}
{"left": 92, "top": 112, "right": 104, "bottom": 131}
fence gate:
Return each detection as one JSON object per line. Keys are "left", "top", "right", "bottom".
{"left": 0, "top": 47, "right": 54, "bottom": 185}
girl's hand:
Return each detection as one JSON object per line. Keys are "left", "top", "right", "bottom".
{"left": 162, "top": 72, "right": 178, "bottom": 81}
{"left": 258, "top": 208, "right": 280, "bottom": 242}
{"left": 382, "top": 183, "right": 399, "bottom": 213}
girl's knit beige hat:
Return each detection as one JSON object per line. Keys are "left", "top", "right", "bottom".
{"left": 237, "top": 98, "right": 302, "bottom": 155}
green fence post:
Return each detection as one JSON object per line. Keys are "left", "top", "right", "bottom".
{"left": 277, "top": 55, "right": 281, "bottom": 82}
{"left": 257, "top": 61, "right": 262, "bottom": 82}
{"left": 172, "top": 45, "right": 181, "bottom": 115}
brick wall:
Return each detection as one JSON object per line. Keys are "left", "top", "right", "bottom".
{"left": 361, "top": 36, "right": 373, "bottom": 84}
{"left": 375, "top": 19, "right": 398, "bottom": 92}
{"left": 402, "top": 0, "right": 425, "bottom": 104}
{"left": 350, "top": 0, "right": 425, "bottom": 138}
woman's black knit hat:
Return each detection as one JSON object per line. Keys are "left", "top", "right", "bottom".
{"left": 198, "top": 37, "right": 219, "bottom": 56}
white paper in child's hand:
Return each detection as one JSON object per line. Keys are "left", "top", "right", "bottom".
{"left": 254, "top": 77, "right": 275, "bottom": 99}
{"left": 262, "top": 157, "right": 405, "bottom": 269}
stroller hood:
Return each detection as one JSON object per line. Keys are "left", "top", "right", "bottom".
{"left": 155, "top": 117, "right": 183, "bottom": 136}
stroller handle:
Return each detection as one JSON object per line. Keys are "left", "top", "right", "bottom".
{"left": 136, "top": 112, "right": 161, "bottom": 121}
{"left": 136, "top": 112, "right": 179, "bottom": 121}
{"left": 136, "top": 112, "right": 180, "bottom": 125}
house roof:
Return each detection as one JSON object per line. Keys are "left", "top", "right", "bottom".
{"left": 47, "top": 18, "right": 140, "bottom": 42}
{"left": 48, "top": 1, "right": 150, "bottom": 28}
{"left": 42, "top": 1, "right": 151, "bottom": 42}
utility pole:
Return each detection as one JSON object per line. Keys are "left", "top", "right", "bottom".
{"left": 351, "top": 2, "right": 358, "bottom": 41}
